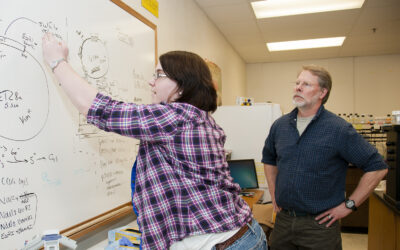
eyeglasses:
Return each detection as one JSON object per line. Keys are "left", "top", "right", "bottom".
{"left": 153, "top": 72, "right": 168, "bottom": 80}
{"left": 295, "top": 81, "right": 317, "bottom": 88}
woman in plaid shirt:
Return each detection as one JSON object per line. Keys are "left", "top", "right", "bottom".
{"left": 42, "top": 33, "right": 267, "bottom": 250}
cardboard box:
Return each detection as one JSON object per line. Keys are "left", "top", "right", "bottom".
{"left": 115, "top": 228, "right": 141, "bottom": 245}
{"left": 252, "top": 203, "right": 275, "bottom": 228}
{"left": 106, "top": 226, "right": 141, "bottom": 250}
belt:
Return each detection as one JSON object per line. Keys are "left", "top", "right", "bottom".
{"left": 282, "top": 208, "right": 316, "bottom": 217}
{"left": 214, "top": 220, "right": 252, "bottom": 250}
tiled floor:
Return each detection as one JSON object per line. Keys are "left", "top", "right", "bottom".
{"left": 342, "top": 233, "right": 368, "bottom": 250}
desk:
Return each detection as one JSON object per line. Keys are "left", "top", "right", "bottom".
{"left": 241, "top": 189, "right": 264, "bottom": 210}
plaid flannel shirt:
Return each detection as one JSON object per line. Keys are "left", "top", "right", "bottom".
{"left": 87, "top": 93, "right": 252, "bottom": 249}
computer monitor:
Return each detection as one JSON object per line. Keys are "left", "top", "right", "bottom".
{"left": 228, "top": 159, "right": 259, "bottom": 189}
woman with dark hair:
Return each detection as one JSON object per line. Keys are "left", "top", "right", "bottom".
{"left": 42, "top": 33, "right": 267, "bottom": 250}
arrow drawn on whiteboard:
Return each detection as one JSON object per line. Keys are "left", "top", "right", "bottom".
{"left": 6, "top": 155, "right": 28, "bottom": 164}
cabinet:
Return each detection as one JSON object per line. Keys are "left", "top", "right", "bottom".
{"left": 341, "top": 126, "right": 388, "bottom": 230}
{"left": 368, "top": 192, "right": 400, "bottom": 250}
{"left": 383, "top": 125, "right": 400, "bottom": 209}
{"left": 341, "top": 167, "right": 369, "bottom": 230}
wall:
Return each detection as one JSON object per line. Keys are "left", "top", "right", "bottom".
{"left": 122, "top": 0, "right": 247, "bottom": 105}
{"left": 246, "top": 54, "right": 400, "bottom": 116}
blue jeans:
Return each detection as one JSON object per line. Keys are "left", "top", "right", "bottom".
{"left": 211, "top": 218, "right": 268, "bottom": 250}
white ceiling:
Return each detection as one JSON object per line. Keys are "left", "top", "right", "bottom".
{"left": 194, "top": 0, "right": 400, "bottom": 63}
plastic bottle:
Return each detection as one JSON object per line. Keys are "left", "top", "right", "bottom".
{"left": 374, "top": 116, "right": 384, "bottom": 130}
{"left": 385, "top": 114, "right": 392, "bottom": 125}
{"left": 360, "top": 114, "right": 366, "bottom": 129}
{"left": 365, "top": 114, "right": 373, "bottom": 130}
{"left": 353, "top": 115, "right": 361, "bottom": 129}
{"left": 368, "top": 115, "right": 374, "bottom": 125}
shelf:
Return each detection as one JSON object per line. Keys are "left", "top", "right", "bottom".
{"left": 355, "top": 127, "right": 387, "bottom": 144}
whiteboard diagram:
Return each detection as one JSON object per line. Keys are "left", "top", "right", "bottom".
{"left": 0, "top": 17, "right": 55, "bottom": 141}
{"left": 79, "top": 35, "right": 110, "bottom": 79}
{"left": 0, "top": 0, "right": 155, "bottom": 248}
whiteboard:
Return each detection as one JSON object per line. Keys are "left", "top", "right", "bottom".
{"left": 212, "top": 104, "right": 282, "bottom": 162}
{"left": 212, "top": 104, "right": 282, "bottom": 189}
{"left": 0, "top": 0, "right": 155, "bottom": 248}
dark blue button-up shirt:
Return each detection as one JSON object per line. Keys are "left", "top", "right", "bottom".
{"left": 262, "top": 105, "right": 387, "bottom": 214}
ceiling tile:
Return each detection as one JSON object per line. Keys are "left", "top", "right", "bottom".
{"left": 217, "top": 21, "right": 259, "bottom": 36}
{"left": 351, "top": 3, "right": 400, "bottom": 35}
{"left": 227, "top": 35, "right": 264, "bottom": 46}
{"left": 257, "top": 9, "right": 360, "bottom": 42}
{"left": 340, "top": 33, "right": 400, "bottom": 57}
{"left": 195, "top": 0, "right": 400, "bottom": 63}
{"left": 195, "top": 0, "right": 248, "bottom": 8}
{"left": 202, "top": 3, "right": 255, "bottom": 23}
{"left": 364, "top": 0, "right": 400, "bottom": 8}
{"left": 235, "top": 44, "right": 272, "bottom": 63}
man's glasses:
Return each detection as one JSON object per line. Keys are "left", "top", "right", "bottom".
{"left": 295, "top": 81, "right": 316, "bottom": 88}
{"left": 153, "top": 72, "right": 167, "bottom": 80}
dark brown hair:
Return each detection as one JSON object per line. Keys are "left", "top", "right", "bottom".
{"left": 159, "top": 51, "right": 217, "bottom": 112}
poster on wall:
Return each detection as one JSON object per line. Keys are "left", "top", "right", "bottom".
{"left": 205, "top": 59, "right": 222, "bottom": 106}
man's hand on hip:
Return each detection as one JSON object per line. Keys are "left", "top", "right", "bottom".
{"left": 315, "top": 202, "right": 352, "bottom": 227}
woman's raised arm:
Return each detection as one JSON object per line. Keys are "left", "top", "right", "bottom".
{"left": 42, "top": 33, "right": 97, "bottom": 116}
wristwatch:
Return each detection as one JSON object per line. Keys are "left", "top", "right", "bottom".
{"left": 345, "top": 199, "right": 357, "bottom": 211}
{"left": 50, "top": 58, "right": 66, "bottom": 72}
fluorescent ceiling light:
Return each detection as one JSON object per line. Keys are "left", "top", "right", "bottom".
{"left": 267, "top": 37, "right": 346, "bottom": 51}
{"left": 251, "top": 0, "right": 365, "bottom": 19}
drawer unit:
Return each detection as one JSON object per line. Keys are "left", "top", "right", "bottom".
{"left": 383, "top": 125, "right": 400, "bottom": 209}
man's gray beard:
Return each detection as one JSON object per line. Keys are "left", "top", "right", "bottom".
{"left": 292, "top": 98, "right": 305, "bottom": 108}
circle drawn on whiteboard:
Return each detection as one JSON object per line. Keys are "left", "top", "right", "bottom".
{"left": 79, "top": 36, "right": 109, "bottom": 79}
{"left": 0, "top": 36, "right": 49, "bottom": 141}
